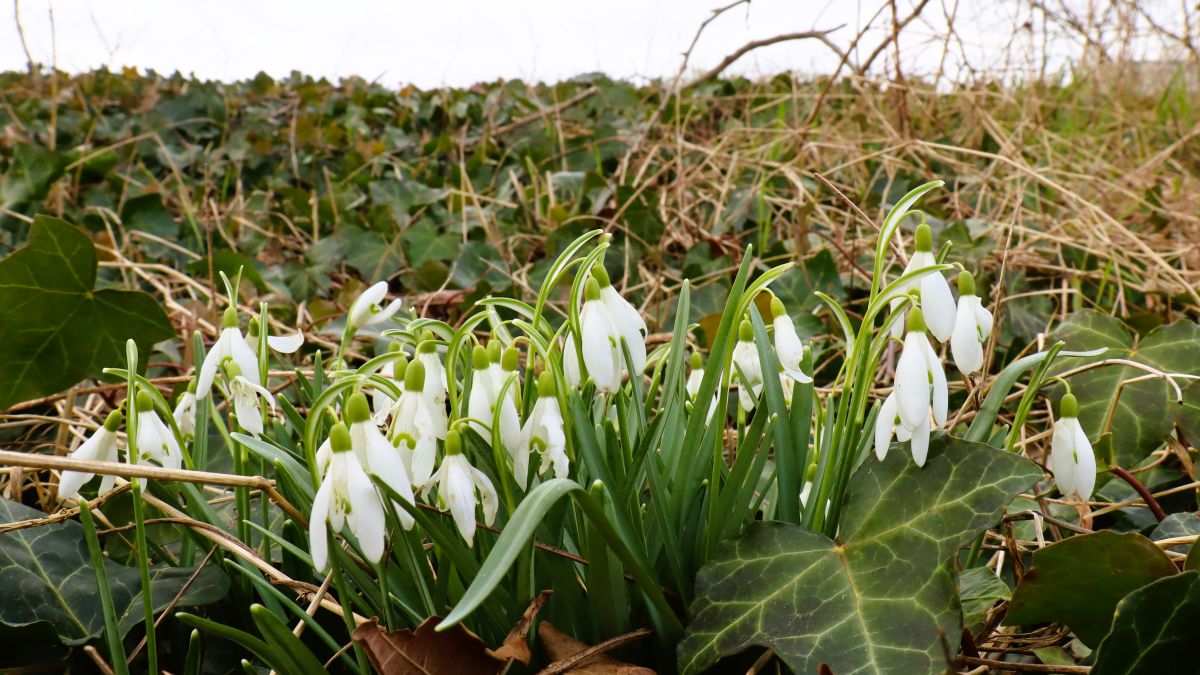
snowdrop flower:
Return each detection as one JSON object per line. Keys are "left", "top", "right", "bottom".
{"left": 133, "top": 390, "right": 183, "bottom": 470}
{"left": 578, "top": 278, "right": 626, "bottom": 393}
{"left": 771, "top": 298, "right": 812, "bottom": 384}
{"left": 224, "top": 362, "right": 275, "bottom": 437}
{"left": 173, "top": 386, "right": 197, "bottom": 439}
{"left": 563, "top": 333, "right": 582, "bottom": 388}
{"left": 59, "top": 410, "right": 123, "bottom": 500}
{"left": 889, "top": 223, "right": 956, "bottom": 343}
{"left": 427, "top": 430, "right": 498, "bottom": 547}
{"left": 348, "top": 281, "right": 403, "bottom": 331}
{"left": 1049, "top": 393, "right": 1096, "bottom": 501}
{"left": 388, "top": 361, "right": 443, "bottom": 486}
{"left": 371, "top": 343, "right": 406, "bottom": 422}
{"left": 686, "top": 352, "right": 719, "bottom": 418}
{"left": 346, "top": 392, "right": 415, "bottom": 529}
{"left": 517, "top": 372, "right": 568, "bottom": 488}
{"left": 467, "top": 345, "right": 522, "bottom": 457}
{"left": 891, "top": 307, "right": 948, "bottom": 466}
{"left": 197, "top": 307, "right": 260, "bottom": 399}
{"left": 416, "top": 335, "right": 449, "bottom": 407}
{"left": 592, "top": 265, "right": 648, "bottom": 378}
{"left": 309, "top": 422, "right": 386, "bottom": 572}
{"left": 731, "top": 320, "right": 764, "bottom": 411}
{"left": 950, "top": 271, "right": 994, "bottom": 376}
{"left": 873, "top": 391, "right": 914, "bottom": 461}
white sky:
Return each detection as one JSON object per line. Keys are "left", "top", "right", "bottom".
{"left": 0, "top": 1, "right": 1183, "bottom": 87}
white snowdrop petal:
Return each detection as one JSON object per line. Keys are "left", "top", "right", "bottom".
{"left": 920, "top": 273, "right": 956, "bottom": 343}
{"left": 308, "top": 478, "right": 333, "bottom": 572}
{"left": 267, "top": 332, "right": 305, "bottom": 354}
{"left": 895, "top": 334, "right": 931, "bottom": 429}
{"left": 909, "top": 418, "right": 930, "bottom": 467}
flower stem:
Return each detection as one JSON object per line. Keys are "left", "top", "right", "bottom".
{"left": 79, "top": 501, "right": 130, "bottom": 675}
{"left": 1110, "top": 465, "right": 1166, "bottom": 521}
{"left": 131, "top": 480, "right": 159, "bottom": 673}
{"left": 331, "top": 543, "right": 371, "bottom": 673}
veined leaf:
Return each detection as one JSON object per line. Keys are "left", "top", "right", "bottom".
{"left": 677, "top": 435, "right": 1039, "bottom": 674}
{"left": 1091, "top": 571, "right": 1200, "bottom": 674}
{"left": 0, "top": 215, "right": 175, "bottom": 407}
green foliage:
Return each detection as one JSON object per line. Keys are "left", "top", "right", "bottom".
{"left": 1050, "top": 310, "right": 1200, "bottom": 467}
{"left": 0, "top": 216, "right": 174, "bottom": 407}
{"left": 1091, "top": 571, "right": 1200, "bottom": 675}
{"left": 1006, "top": 531, "right": 1178, "bottom": 646}
{"left": 958, "top": 567, "right": 1011, "bottom": 626}
{"left": 0, "top": 498, "right": 227, "bottom": 645}
{"left": 678, "top": 435, "right": 1040, "bottom": 674}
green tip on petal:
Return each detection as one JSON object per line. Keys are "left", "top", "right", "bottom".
{"left": 418, "top": 340, "right": 437, "bottom": 354}
{"left": 346, "top": 392, "right": 371, "bottom": 424}
{"left": 405, "top": 360, "right": 426, "bottom": 391}
{"left": 330, "top": 422, "right": 352, "bottom": 454}
{"left": 537, "top": 371, "right": 555, "bottom": 397}
{"left": 502, "top": 346, "right": 520, "bottom": 372}
{"left": 689, "top": 351, "right": 703, "bottom": 369}
{"left": 221, "top": 306, "right": 239, "bottom": 329}
{"left": 592, "top": 264, "right": 611, "bottom": 288}
{"left": 906, "top": 306, "right": 927, "bottom": 333}
{"left": 472, "top": 346, "right": 490, "bottom": 370}
{"left": 135, "top": 390, "right": 155, "bottom": 413}
{"left": 103, "top": 410, "right": 123, "bottom": 432}
{"left": 914, "top": 223, "right": 933, "bottom": 252}
{"left": 957, "top": 270, "right": 977, "bottom": 296}
{"left": 1060, "top": 393, "right": 1079, "bottom": 419}
{"left": 445, "top": 429, "right": 463, "bottom": 456}
{"left": 738, "top": 319, "right": 754, "bottom": 342}
{"left": 487, "top": 340, "right": 502, "bottom": 363}
{"left": 769, "top": 296, "right": 787, "bottom": 319}
{"left": 584, "top": 278, "right": 602, "bottom": 301}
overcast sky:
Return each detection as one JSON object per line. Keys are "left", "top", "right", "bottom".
{"left": 0, "top": 1, "right": 1180, "bottom": 87}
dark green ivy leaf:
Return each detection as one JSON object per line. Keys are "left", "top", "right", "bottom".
{"left": 0, "top": 215, "right": 176, "bottom": 407}
{"left": 1091, "top": 571, "right": 1200, "bottom": 675}
{"left": 0, "top": 498, "right": 228, "bottom": 645}
{"left": 677, "top": 435, "right": 1040, "bottom": 674}
{"left": 1005, "top": 531, "right": 1177, "bottom": 646}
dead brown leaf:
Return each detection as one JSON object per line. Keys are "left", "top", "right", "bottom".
{"left": 489, "top": 589, "right": 553, "bottom": 665}
{"left": 537, "top": 622, "right": 655, "bottom": 674}
{"left": 352, "top": 617, "right": 505, "bottom": 675}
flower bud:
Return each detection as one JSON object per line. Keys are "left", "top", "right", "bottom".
{"left": 584, "top": 277, "right": 602, "bottom": 301}
{"left": 487, "top": 340, "right": 502, "bottom": 364}
{"left": 472, "top": 346, "right": 489, "bottom": 370}
{"left": 906, "top": 306, "right": 927, "bottom": 333}
{"left": 770, "top": 296, "right": 787, "bottom": 320}
{"left": 502, "top": 346, "right": 520, "bottom": 372}
{"left": 957, "top": 270, "right": 976, "bottom": 296}
{"left": 103, "top": 409, "right": 123, "bottom": 432}
{"left": 445, "top": 429, "right": 463, "bottom": 456}
{"left": 418, "top": 339, "right": 437, "bottom": 354}
{"left": 592, "top": 264, "right": 611, "bottom": 288}
{"left": 738, "top": 319, "right": 754, "bottom": 342}
{"left": 248, "top": 316, "right": 260, "bottom": 337}
{"left": 689, "top": 351, "right": 703, "bottom": 369}
{"left": 135, "top": 389, "right": 155, "bottom": 414}
{"left": 1060, "top": 393, "right": 1079, "bottom": 419}
{"left": 222, "top": 306, "right": 239, "bottom": 329}
{"left": 537, "top": 371, "right": 556, "bottom": 397}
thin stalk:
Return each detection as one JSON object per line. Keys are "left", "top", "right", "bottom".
{"left": 80, "top": 501, "right": 130, "bottom": 675}
{"left": 130, "top": 480, "right": 159, "bottom": 673}
{"left": 330, "top": 541, "right": 371, "bottom": 673}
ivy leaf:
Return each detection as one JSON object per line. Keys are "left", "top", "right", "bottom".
{"left": 1051, "top": 310, "right": 1200, "bottom": 467}
{"left": 1091, "top": 571, "right": 1200, "bottom": 675}
{"left": 1150, "top": 512, "right": 1200, "bottom": 554}
{"left": 0, "top": 216, "right": 176, "bottom": 407}
{"left": 959, "top": 567, "right": 1011, "bottom": 626}
{"left": 0, "top": 498, "right": 228, "bottom": 645}
{"left": 335, "top": 226, "right": 405, "bottom": 283}
{"left": 1005, "top": 531, "right": 1177, "bottom": 646}
{"left": 0, "top": 144, "right": 65, "bottom": 212}
{"left": 677, "top": 435, "right": 1040, "bottom": 674}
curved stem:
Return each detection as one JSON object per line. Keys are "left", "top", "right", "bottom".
{"left": 1110, "top": 465, "right": 1167, "bottom": 521}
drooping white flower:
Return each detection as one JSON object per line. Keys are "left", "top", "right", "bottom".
{"left": 197, "top": 307, "right": 260, "bottom": 399}
{"left": 133, "top": 390, "right": 183, "bottom": 470}
{"left": 345, "top": 392, "right": 415, "bottom": 529}
{"left": 426, "top": 430, "right": 498, "bottom": 547}
{"left": 226, "top": 361, "right": 276, "bottom": 436}
{"left": 593, "top": 265, "right": 647, "bottom": 378}
{"left": 889, "top": 223, "right": 955, "bottom": 343}
{"left": 244, "top": 316, "right": 304, "bottom": 356}
{"left": 873, "top": 391, "right": 916, "bottom": 461}
{"left": 563, "top": 335, "right": 582, "bottom": 389}
{"left": 891, "top": 307, "right": 947, "bottom": 466}
{"left": 1049, "top": 394, "right": 1096, "bottom": 501}
{"left": 950, "top": 271, "right": 994, "bottom": 376}
{"left": 387, "top": 360, "right": 444, "bottom": 487}
{"left": 579, "top": 278, "right": 625, "bottom": 393}
{"left": 731, "top": 320, "right": 764, "bottom": 411}
{"left": 416, "top": 337, "right": 449, "bottom": 407}
{"left": 173, "top": 389, "right": 197, "bottom": 439}
{"left": 348, "top": 281, "right": 403, "bottom": 331}
{"left": 466, "top": 344, "right": 522, "bottom": 462}
{"left": 771, "top": 298, "right": 813, "bottom": 385}
{"left": 59, "top": 410, "right": 123, "bottom": 500}
{"left": 518, "top": 372, "right": 568, "bottom": 488}
{"left": 309, "top": 422, "right": 387, "bottom": 572}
